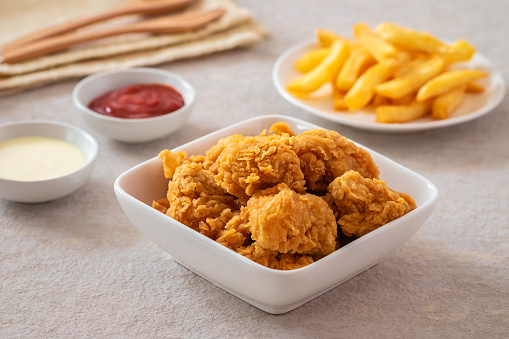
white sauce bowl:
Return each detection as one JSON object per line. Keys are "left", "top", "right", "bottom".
{"left": 0, "top": 120, "right": 98, "bottom": 203}
{"left": 72, "top": 67, "right": 196, "bottom": 143}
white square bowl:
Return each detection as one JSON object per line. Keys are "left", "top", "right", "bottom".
{"left": 114, "top": 115, "right": 439, "bottom": 314}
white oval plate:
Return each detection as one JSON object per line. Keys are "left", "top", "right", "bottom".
{"left": 273, "top": 40, "right": 506, "bottom": 133}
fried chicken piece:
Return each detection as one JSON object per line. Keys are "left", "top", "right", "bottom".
{"left": 328, "top": 170, "right": 416, "bottom": 237}
{"left": 153, "top": 123, "right": 403, "bottom": 270}
{"left": 294, "top": 129, "right": 380, "bottom": 194}
{"left": 204, "top": 122, "right": 295, "bottom": 172}
{"left": 262, "top": 121, "right": 296, "bottom": 137}
{"left": 159, "top": 149, "right": 205, "bottom": 179}
{"left": 166, "top": 160, "right": 238, "bottom": 239}
{"left": 153, "top": 150, "right": 203, "bottom": 214}
{"left": 159, "top": 149, "right": 187, "bottom": 179}
{"left": 238, "top": 243, "right": 315, "bottom": 270}
{"left": 208, "top": 134, "right": 306, "bottom": 203}
{"left": 203, "top": 134, "right": 245, "bottom": 171}
{"left": 216, "top": 228, "right": 246, "bottom": 251}
{"left": 237, "top": 183, "right": 337, "bottom": 257}
{"left": 152, "top": 198, "right": 170, "bottom": 214}
{"left": 215, "top": 211, "right": 250, "bottom": 251}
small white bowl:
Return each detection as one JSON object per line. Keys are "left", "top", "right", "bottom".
{"left": 72, "top": 67, "right": 195, "bottom": 143}
{"left": 114, "top": 115, "right": 439, "bottom": 314}
{"left": 0, "top": 120, "right": 98, "bottom": 203}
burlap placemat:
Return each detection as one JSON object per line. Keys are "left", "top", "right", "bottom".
{"left": 0, "top": 0, "right": 267, "bottom": 95}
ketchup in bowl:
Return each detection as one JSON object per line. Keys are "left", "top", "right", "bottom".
{"left": 88, "top": 83, "right": 185, "bottom": 119}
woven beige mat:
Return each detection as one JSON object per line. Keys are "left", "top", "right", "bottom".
{"left": 0, "top": 0, "right": 267, "bottom": 95}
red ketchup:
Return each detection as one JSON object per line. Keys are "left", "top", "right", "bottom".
{"left": 88, "top": 83, "right": 185, "bottom": 119}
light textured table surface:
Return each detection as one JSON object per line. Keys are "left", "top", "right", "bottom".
{"left": 1, "top": 1, "right": 508, "bottom": 338}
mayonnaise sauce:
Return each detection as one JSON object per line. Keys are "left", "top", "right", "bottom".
{"left": 0, "top": 136, "right": 87, "bottom": 181}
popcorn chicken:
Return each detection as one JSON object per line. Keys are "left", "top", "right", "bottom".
{"left": 152, "top": 123, "right": 415, "bottom": 270}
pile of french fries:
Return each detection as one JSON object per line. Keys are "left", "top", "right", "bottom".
{"left": 286, "top": 22, "right": 489, "bottom": 123}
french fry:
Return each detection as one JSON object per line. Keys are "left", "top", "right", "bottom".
{"left": 335, "top": 47, "right": 376, "bottom": 91}
{"left": 375, "top": 100, "right": 431, "bottom": 123}
{"left": 372, "top": 93, "right": 390, "bottom": 107}
{"left": 295, "top": 48, "right": 330, "bottom": 73}
{"left": 393, "top": 50, "right": 413, "bottom": 66}
{"left": 286, "top": 23, "right": 489, "bottom": 123}
{"left": 375, "top": 22, "right": 448, "bottom": 54}
{"left": 353, "top": 22, "right": 398, "bottom": 62}
{"left": 465, "top": 81, "right": 485, "bottom": 93}
{"left": 316, "top": 28, "right": 351, "bottom": 48}
{"left": 333, "top": 87, "right": 348, "bottom": 111}
{"left": 345, "top": 59, "right": 397, "bottom": 111}
{"left": 286, "top": 40, "right": 350, "bottom": 94}
{"left": 439, "top": 39, "right": 476, "bottom": 63}
{"left": 417, "top": 69, "right": 488, "bottom": 102}
{"left": 393, "top": 54, "right": 428, "bottom": 78}
{"left": 375, "top": 55, "right": 445, "bottom": 99}
{"left": 390, "top": 93, "right": 415, "bottom": 105}
{"left": 431, "top": 85, "right": 466, "bottom": 119}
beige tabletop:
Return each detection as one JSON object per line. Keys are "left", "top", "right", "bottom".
{"left": 1, "top": 0, "right": 509, "bottom": 338}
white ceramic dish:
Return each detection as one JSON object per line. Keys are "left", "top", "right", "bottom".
{"left": 273, "top": 40, "right": 506, "bottom": 133}
{"left": 72, "top": 67, "right": 195, "bottom": 143}
{"left": 114, "top": 115, "right": 439, "bottom": 314}
{"left": 0, "top": 120, "right": 98, "bottom": 203}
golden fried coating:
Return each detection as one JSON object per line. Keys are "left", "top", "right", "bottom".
{"left": 328, "top": 170, "right": 416, "bottom": 237}
{"left": 242, "top": 183, "right": 337, "bottom": 256}
{"left": 215, "top": 212, "right": 250, "bottom": 251}
{"left": 295, "top": 129, "right": 380, "bottom": 194}
{"left": 208, "top": 134, "right": 306, "bottom": 203}
{"left": 238, "top": 243, "right": 315, "bottom": 270}
{"left": 203, "top": 134, "right": 245, "bottom": 171}
{"left": 159, "top": 149, "right": 206, "bottom": 179}
{"left": 152, "top": 198, "right": 170, "bottom": 214}
{"left": 263, "top": 121, "right": 296, "bottom": 137}
{"left": 153, "top": 122, "right": 417, "bottom": 270}
{"left": 166, "top": 161, "right": 238, "bottom": 239}
{"left": 159, "top": 149, "right": 187, "bottom": 179}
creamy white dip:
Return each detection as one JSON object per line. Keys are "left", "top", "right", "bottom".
{"left": 0, "top": 136, "right": 87, "bottom": 181}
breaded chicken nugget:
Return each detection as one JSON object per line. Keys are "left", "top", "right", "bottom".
{"left": 295, "top": 129, "right": 380, "bottom": 194}
{"left": 238, "top": 243, "right": 315, "bottom": 270}
{"left": 203, "top": 134, "right": 245, "bottom": 171}
{"left": 209, "top": 134, "right": 306, "bottom": 203}
{"left": 241, "top": 183, "right": 337, "bottom": 256}
{"left": 328, "top": 170, "right": 416, "bottom": 237}
{"left": 166, "top": 161, "right": 238, "bottom": 239}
